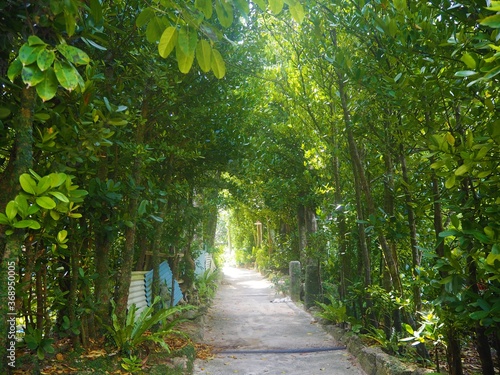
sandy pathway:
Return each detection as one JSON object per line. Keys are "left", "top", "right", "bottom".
{"left": 193, "top": 266, "right": 366, "bottom": 375}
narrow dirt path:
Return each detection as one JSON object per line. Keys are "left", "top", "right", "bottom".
{"left": 193, "top": 266, "right": 366, "bottom": 375}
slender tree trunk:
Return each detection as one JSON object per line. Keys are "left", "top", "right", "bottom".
{"left": 114, "top": 82, "right": 150, "bottom": 322}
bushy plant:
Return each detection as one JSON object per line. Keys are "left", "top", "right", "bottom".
{"left": 195, "top": 269, "right": 220, "bottom": 303}
{"left": 315, "top": 294, "right": 348, "bottom": 324}
{"left": 103, "top": 296, "right": 194, "bottom": 356}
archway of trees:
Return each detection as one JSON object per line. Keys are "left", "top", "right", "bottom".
{"left": 1, "top": 1, "right": 499, "bottom": 374}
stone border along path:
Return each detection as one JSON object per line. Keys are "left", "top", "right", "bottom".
{"left": 193, "top": 266, "right": 367, "bottom": 375}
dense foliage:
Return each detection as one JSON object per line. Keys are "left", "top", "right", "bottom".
{"left": 1, "top": 0, "right": 499, "bottom": 374}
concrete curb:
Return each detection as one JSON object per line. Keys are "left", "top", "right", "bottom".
{"left": 321, "top": 325, "right": 431, "bottom": 375}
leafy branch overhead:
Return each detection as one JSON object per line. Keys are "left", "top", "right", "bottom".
{"left": 137, "top": 0, "right": 305, "bottom": 78}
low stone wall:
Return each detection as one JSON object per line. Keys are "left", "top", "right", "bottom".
{"left": 322, "top": 325, "right": 432, "bottom": 375}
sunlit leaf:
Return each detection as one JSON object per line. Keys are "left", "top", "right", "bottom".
{"left": 21, "top": 64, "right": 45, "bottom": 87}
{"left": 196, "top": 39, "right": 212, "bottom": 72}
{"left": 54, "top": 60, "right": 80, "bottom": 91}
{"left": 36, "top": 68, "right": 58, "bottom": 101}
{"left": 36, "top": 196, "right": 57, "bottom": 210}
{"left": 158, "top": 26, "right": 178, "bottom": 58}
{"left": 195, "top": 0, "right": 213, "bottom": 19}
{"left": 57, "top": 44, "right": 90, "bottom": 66}
{"left": 215, "top": 0, "right": 234, "bottom": 28}
{"left": 211, "top": 48, "right": 226, "bottom": 79}
{"left": 37, "top": 48, "right": 55, "bottom": 71}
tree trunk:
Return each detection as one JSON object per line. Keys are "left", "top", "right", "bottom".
{"left": 114, "top": 82, "right": 149, "bottom": 322}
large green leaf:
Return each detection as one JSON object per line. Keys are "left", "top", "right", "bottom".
{"left": 176, "top": 44, "right": 196, "bottom": 74}
{"left": 64, "top": 10, "right": 76, "bottom": 37}
{"left": 54, "top": 60, "right": 80, "bottom": 91}
{"left": 158, "top": 26, "right": 178, "bottom": 58}
{"left": 56, "top": 44, "right": 90, "bottom": 66}
{"left": 36, "top": 196, "right": 57, "bottom": 210}
{"left": 13, "top": 220, "right": 41, "bottom": 230}
{"left": 269, "top": 0, "right": 284, "bottom": 14}
{"left": 19, "top": 44, "right": 44, "bottom": 65}
{"left": 195, "top": 0, "right": 213, "bottom": 19}
{"left": 22, "top": 64, "right": 45, "bottom": 87}
{"left": 36, "top": 68, "right": 58, "bottom": 102}
{"left": 7, "top": 58, "right": 22, "bottom": 81}
{"left": 146, "top": 16, "right": 164, "bottom": 43}
{"left": 136, "top": 7, "right": 154, "bottom": 27}
{"left": 253, "top": 0, "right": 267, "bottom": 11}
{"left": 177, "top": 26, "right": 197, "bottom": 56}
{"left": 37, "top": 48, "right": 55, "bottom": 71}
{"left": 20, "top": 174, "right": 37, "bottom": 195}
{"left": 480, "top": 14, "right": 500, "bottom": 28}
{"left": 289, "top": 2, "right": 305, "bottom": 24}
{"left": 233, "top": 0, "right": 250, "bottom": 17}
{"left": 196, "top": 39, "right": 212, "bottom": 72}
{"left": 215, "top": 0, "right": 234, "bottom": 28}
{"left": 28, "top": 35, "right": 46, "bottom": 46}
{"left": 211, "top": 48, "right": 226, "bottom": 79}
{"left": 6, "top": 201, "right": 17, "bottom": 221}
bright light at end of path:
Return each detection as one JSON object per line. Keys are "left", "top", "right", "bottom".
{"left": 222, "top": 266, "right": 270, "bottom": 289}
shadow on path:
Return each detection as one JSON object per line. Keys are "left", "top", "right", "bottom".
{"left": 193, "top": 266, "right": 366, "bottom": 375}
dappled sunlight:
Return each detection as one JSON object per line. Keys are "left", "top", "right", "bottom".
{"left": 222, "top": 266, "right": 271, "bottom": 290}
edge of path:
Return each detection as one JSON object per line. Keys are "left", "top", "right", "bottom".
{"left": 190, "top": 269, "right": 433, "bottom": 375}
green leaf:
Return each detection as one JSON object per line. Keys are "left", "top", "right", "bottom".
{"left": 469, "top": 310, "right": 489, "bottom": 320}
{"left": 89, "top": 0, "right": 103, "bottom": 25}
{"left": 54, "top": 60, "right": 80, "bottom": 91}
{"left": 138, "top": 200, "right": 148, "bottom": 216}
{"left": 438, "top": 229, "right": 460, "bottom": 238}
{"left": 289, "top": 2, "right": 305, "bottom": 24}
{"left": 136, "top": 7, "right": 155, "bottom": 27}
{"left": 195, "top": 0, "right": 213, "bottom": 19}
{"left": 64, "top": 10, "right": 76, "bottom": 37}
{"left": 7, "top": 58, "right": 22, "bottom": 82}
{"left": 215, "top": 0, "right": 234, "bottom": 28}
{"left": 211, "top": 48, "right": 226, "bottom": 79}
{"left": 37, "top": 48, "right": 55, "bottom": 71}
{"left": 57, "top": 230, "right": 68, "bottom": 242}
{"left": 0, "top": 107, "right": 11, "bottom": 119}
{"left": 176, "top": 44, "right": 196, "bottom": 74}
{"left": 146, "top": 16, "right": 164, "bottom": 43}
{"left": 50, "top": 173, "right": 67, "bottom": 187}
{"left": 233, "top": 0, "right": 250, "bottom": 16}
{"left": 22, "top": 64, "right": 45, "bottom": 87}
{"left": 20, "top": 174, "right": 37, "bottom": 194}
{"left": 50, "top": 210, "right": 61, "bottom": 220}
{"left": 37, "top": 176, "right": 52, "bottom": 194}
{"left": 445, "top": 174, "right": 456, "bottom": 188}
{"left": 19, "top": 44, "right": 44, "bottom": 65}
{"left": 36, "top": 68, "right": 58, "bottom": 102}
{"left": 196, "top": 39, "right": 212, "bottom": 72}
{"left": 158, "top": 27, "right": 178, "bottom": 59}
{"left": 460, "top": 53, "right": 476, "bottom": 69}
{"left": 484, "top": 65, "right": 500, "bottom": 81}
{"left": 253, "top": 0, "right": 267, "bottom": 11}
{"left": 269, "top": 0, "right": 284, "bottom": 14}
{"left": 393, "top": 0, "right": 406, "bottom": 12}
{"left": 28, "top": 35, "right": 46, "bottom": 46}
{"left": 36, "top": 196, "right": 57, "bottom": 210}
{"left": 0, "top": 213, "right": 10, "bottom": 225}
{"left": 454, "top": 164, "right": 470, "bottom": 176}
{"left": 480, "top": 14, "right": 500, "bottom": 28}
{"left": 454, "top": 70, "right": 478, "bottom": 77}
{"left": 13, "top": 220, "right": 41, "bottom": 229}
{"left": 15, "top": 195, "right": 29, "bottom": 218}
{"left": 49, "top": 191, "right": 69, "bottom": 203}
{"left": 177, "top": 26, "right": 197, "bottom": 56}
{"left": 6, "top": 201, "right": 18, "bottom": 221}
{"left": 57, "top": 44, "right": 90, "bottom": 66}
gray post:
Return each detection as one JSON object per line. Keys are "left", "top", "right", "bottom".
{"left": 305, "top": 264, "right": 321, "bottom": 309}
{"left": 289, "top": 261, "right": 301, "bottom": 302}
